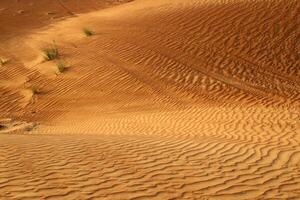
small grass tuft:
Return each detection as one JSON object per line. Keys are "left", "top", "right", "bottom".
{"left": 83, "top": 28, "right": 94, "bottom": 37}
{"left": 0, "top": 124, "right": 6, "bottom": 130}
{"left": 43, "top": 42, "right": 59, "bottom": 61}
{"left": 24, "top": 122, "right": 38, "bottom": 132}
{"left": 30, "top": 85, "right": 41, "bottom": 95}
{"left": 46, "top": 11, "right": 56, "bottom": 15}
{"left": 0, "top": 58, "right": 9, "bottom": 66}
{"left": 56, "top": 61, "right": 66, "bottom": 73}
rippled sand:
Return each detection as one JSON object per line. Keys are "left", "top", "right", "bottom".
{"left": 0, "top": 0, "right": 299, "bottom": 199}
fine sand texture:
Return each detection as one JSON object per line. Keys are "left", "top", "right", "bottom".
{"left": 0, "top": 0, "right": 300, "bottom": 199}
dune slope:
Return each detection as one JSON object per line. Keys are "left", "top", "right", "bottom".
{"left": 0, "top": 0, "right": 300, "bottom": 199}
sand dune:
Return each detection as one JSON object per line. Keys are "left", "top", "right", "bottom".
{"left": 0, "top": 0, "right": 300, "bottom": 199}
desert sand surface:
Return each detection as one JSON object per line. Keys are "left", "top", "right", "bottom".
{"left": 0, "top": 0, "right": 300, "bottom": 199}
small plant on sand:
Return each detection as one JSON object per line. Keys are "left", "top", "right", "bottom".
{"left": 30, "top": 85, "right": 41, "bottom": 95}
{"left": 56, "top": 61, "right": 66, "bottom": 73}
{"left": 43, "top": 42, "right": 59, "bottom": 61}
{"left": 83, "top": 28, "right": 94, "bottom": 37}
{"left": 0, "top": 58, "right": 9, "bottom": 66}
{"left": 24, "top": 122, "right": 38, "bottom": 132}
{"left": 0, "top": 124, "right": 5, "bottom": 130}
{"left": 46, "top": 11, "right": 56, "bottom": 15}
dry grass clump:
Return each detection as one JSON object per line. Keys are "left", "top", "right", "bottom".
{"left": 30, "top": 85, "right": 41, "bottom": 95}
{"left": 83, "top": 28, "right": 94, "bottom": 37}
{"left": 56, "top": 61, "right": 66, "bottom": 73}
{"left": 43, "top": 42, "right": 59, "bottom": 60}
{"left": 0, "top": 58, "right": 9, "bottom": 66}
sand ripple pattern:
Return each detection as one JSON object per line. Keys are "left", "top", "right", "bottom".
{"left": 0, "top": 134, "right": 300, "bottom": 200}
{"left": 0, "top": 0, "right": 300, "bottom": 199}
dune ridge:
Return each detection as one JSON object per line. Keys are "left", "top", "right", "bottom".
{"left": 0, "top": 0, "right": 299, "bottom": 199}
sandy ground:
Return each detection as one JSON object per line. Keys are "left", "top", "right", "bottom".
{"left": 0, "top": 0, "right": 300, "bottom": 199}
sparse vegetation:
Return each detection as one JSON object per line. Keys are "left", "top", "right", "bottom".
{"left": 0, "top": 58, "right": 9, "bottom": 66}
{"left": 83, "top": 28, "right": 94, "bottom": 37}
{"left": 24, "top": 122, "right": 38, "bottom": 132}
{"left": 0, "top": 124, "right": 5, "bottom": 130}
{"left": 43, "top": 42, "right": 59, "bottom": 61}
{"left": 56, "top": 61, "right": 66, "bottom": 73}
{"left": 24, "top": 125, "right": 33, "bottom": 132}
{"left": 30, "top": 85, "right": 41, "bottom": 95}
{"left": 46, "top": 11, "right": 56, "bottom": 15}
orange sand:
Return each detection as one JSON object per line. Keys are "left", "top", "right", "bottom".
{"left": 0, "top": 0, "right": 299, "bottom": 199}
